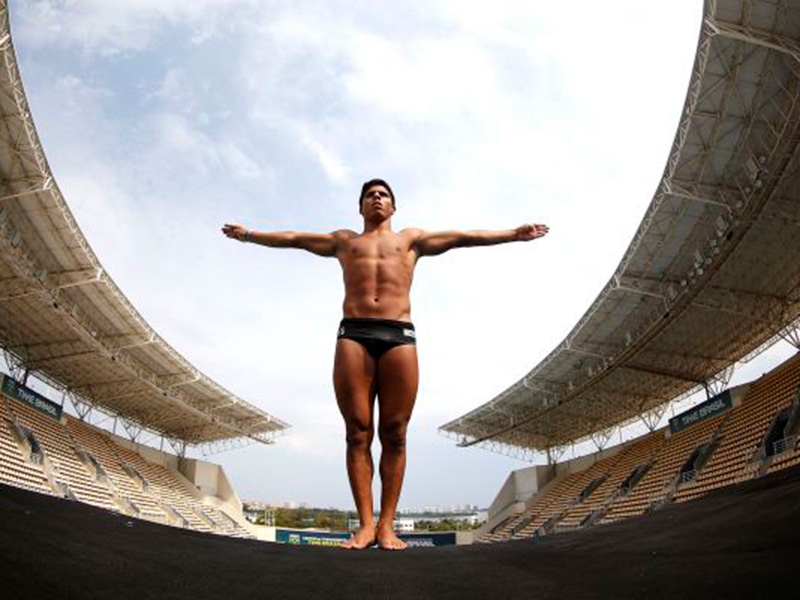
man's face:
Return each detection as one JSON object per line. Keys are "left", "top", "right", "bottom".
{"left": 360, "top": 185, "right": 394, "bottom": 219}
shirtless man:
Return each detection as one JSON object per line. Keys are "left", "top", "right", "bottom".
{"left": 222, "top": 179, "right": 548, "bottom": 550}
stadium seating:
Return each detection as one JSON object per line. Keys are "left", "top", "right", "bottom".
{"left": 65, "top": 417, "right": 169, "bottom": 523}
{"left": 0, "top": 389, "right": 251, "bottom": 539}
{"left": 600, "top": 413, "right": 725, "bottom": 524}
{"left": 111, "top": 440, "right": 251, "bottom": 538}
{"left": 0, "top": 397, "right": 52, "bottom": 494}
{"left": 519, "top": 453, "right": 622, "bottom": 536}
{"left": 3, "top": 396, "right": 117, "bottom": 511}
{"left": 674, "top": 354, "right": 800, "bottom": 503}
{"left": 557, "top": 430, "right": 664, "bottom": 529}
{"left": 477, "top": 353, "right": 800, "bottom": 543}
{"left": 483, "top": 451, "right": 624, "bottom": 541}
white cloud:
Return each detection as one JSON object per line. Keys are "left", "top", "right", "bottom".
{"left": 295, "top": 124, "right": 349, "bottom": 184}
{"left": 12, "top": 0, "right": 257, "bottom": 54}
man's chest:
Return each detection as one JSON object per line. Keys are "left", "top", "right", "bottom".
{"left": 342, "top": 235, "right": 413, "bottom": 260}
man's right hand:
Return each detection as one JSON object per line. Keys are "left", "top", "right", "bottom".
{"left": 222, "top": 223, "right": 249, "bottom": 241}
{"left": 514, "top": 223, "right": 549, "bottom": 242}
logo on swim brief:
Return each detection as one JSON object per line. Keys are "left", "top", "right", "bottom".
{"left": 338, "top": 326, "right": 345, "bottom": 337}
{"left": 403, "top": 328, "right": 416, "bottom": 339}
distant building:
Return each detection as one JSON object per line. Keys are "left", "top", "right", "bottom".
{"left": 395, "top": 518, "right": 414, "bottom": 532}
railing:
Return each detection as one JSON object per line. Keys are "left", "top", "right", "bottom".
{"left": 511, "top": 516, "right": 534, "bottom": 535}
{"left": 773, "top": 435, "right": 796, "bottom": 456}
{"left": 680, "top": 469, "right": 696, "bottom": 483}
{"left": 57, "top": 480, "right": 77, "bottom": 501}
{"left": 553, "top": 522, "right": 580, "bottom": 534}
{"left": 123, "top": 497, "right": 141, "bottom": 517}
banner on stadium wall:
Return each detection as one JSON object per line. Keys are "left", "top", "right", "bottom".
{"left": 1, "top": 374, "right": 63, "bottom": 421}
{"left": 275, "top": 529, "right": 456, "bottom": 547}
{"left": 669, "top": 389, "right": 732, "bottom": 434}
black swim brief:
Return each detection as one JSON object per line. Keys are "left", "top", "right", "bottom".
{"left": 337, "top": 318, "right": 416, "bottom": 359}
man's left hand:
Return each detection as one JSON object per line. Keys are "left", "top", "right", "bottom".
{"left": 515, "top": 223, "right": 549, "bottom": 241}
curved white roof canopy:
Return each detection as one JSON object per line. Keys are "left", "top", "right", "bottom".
{"left": 441, "top": 0, "right": 800, "bottom": 452}
{"left": 0, "top": 2, "right": 290, "bottom": 447}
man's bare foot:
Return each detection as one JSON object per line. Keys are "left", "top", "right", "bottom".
{"left": 376, "top": 524, "right": 407, "bottom": 550}
{"left": 340, "top": 525, "right": 376, "bottom": 550}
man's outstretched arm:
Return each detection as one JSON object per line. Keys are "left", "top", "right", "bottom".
{"left": 412, "top": 223, "right": 549, "bottom": 257}
{"left": 221, "top": 223, "right": 346, "bottom": 257}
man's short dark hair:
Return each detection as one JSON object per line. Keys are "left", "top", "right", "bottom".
{"left": 359, "top": 178, "right": 395, "bottom": 209}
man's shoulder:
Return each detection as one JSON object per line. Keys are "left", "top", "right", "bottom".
{"left": 398, "top": 227, "right": 424, "bottom": 240}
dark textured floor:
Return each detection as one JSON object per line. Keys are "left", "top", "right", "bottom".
{"left": 2, "top": 465, "right": 800, "bottom": 599}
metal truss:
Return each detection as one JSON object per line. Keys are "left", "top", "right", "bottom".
{"left": 200, "top": 437, "right": 257, "bottom": 457}
{"left": 639, "top": 406, "right": 669, "bottom": 432}
{"left": 704, "top": 364, "right": 735, "bottom": 398}
{"left": 590, "top": 428, "right": 617, "bottom": 452}
{"left": 706, "top": 18, "right": 800, "bottom": 65}
{"left": 546, "top": 445, "right": 568, "bottom": 465}
{"left": 165, "top": 437, "right": 187, "bottom": 458}
{"left": 779, "top": 322, "right": 800, "bottom": 350}
{"left": 67, "top": 391, "right": 92, "bottom": 421}
{"left": 2, "top": 347, "right": 25, "bottom": 381}
{"left": 440, "top": 429, "right": 540, "bottom": 462}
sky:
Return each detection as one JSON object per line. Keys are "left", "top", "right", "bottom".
{"left": 6, "top": 0, "right": 797, "bottom": 510}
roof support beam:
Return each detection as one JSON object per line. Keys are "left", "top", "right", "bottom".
{"left": 663, "top": 178, "right": 736, "bottom": 215}
{"left": 107, "top": 333, "right": 155, "bottom": 352}
{"left": 0, "top": 178, "right": 53, "bottom": 203}
{"left": 692, "top": 299, "right": 777, "bottom": 325}
{"left": 25, "top": 350, "right": 98, "bottom": 369}
{"left": 707, "top": 19, "right": 800, "bottom": 64}
{"left": 779, "top": 323, "right": 800, "bottom": 350}
{"left": 620, "top": 363, "right": 705, "bottom": 385}
{"left": 68, "top": 380, "right": 142, "bottom": 397}
{"left": 48, "top": 268, "right": 103, "bottom": 291}
{"left": 0, "top": 268, "right": 103, "bottom": 302}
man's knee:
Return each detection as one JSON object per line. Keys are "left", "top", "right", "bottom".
{"left": 378, "top": 420, "right": 408, "bottom": 450}
{"left": 345, "top": 421, "right": 373, "bottom": 449}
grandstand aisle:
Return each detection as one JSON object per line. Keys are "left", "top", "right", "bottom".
{"left": 0, "top": 398, "right": 50, "bottom": 494}
{"left": 2, "top": 465, "right": 799, "bottom": 599}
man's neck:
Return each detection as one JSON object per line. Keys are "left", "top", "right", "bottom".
{"left": 362, "top": 217, "right": 393, "bottom": 235}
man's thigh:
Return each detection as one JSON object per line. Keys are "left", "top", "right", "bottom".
{"left": 334, "top": 339, "right": 377, "bottom": 425}
{"left": 376, "top": 345, "right": 419, "bottom": 423}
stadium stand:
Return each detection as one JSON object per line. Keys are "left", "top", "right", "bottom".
{"left": 600, "top": 414, "right": 725, "bottom": 524}
{"left": 112, "top": 442, "right": 251, "bottom": 537}
{"left": 0, "top": 395, "right": 51, "bottom": 494}
{"left": 474, "top": 352, "right": 800, "bottom": 543}
{"left": 3, "top": 394, "right": 117, "bottom": 511}
{"left": 65, "top": 417, "right": 170, "bottom": 523}
{"left": 556, "top": 431, "right": 664, "bottom": 530}
{"left": 480, "top": 433, "right": 665, "bottom": 542}
{"left": 484, "top": 450, "right": 622, "bottom": 541}
{"left": 0, "top": 377, "right": 253, "bottom": 538}
{"left": 674, "top": 353, "right": 800, "bottom": 502}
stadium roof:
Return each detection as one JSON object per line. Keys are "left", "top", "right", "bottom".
{"left": 441, "top": 0, "right": 800, "bottom": 453}
{"left": 0, "top": 3, "right": 290, "bottom": 448}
